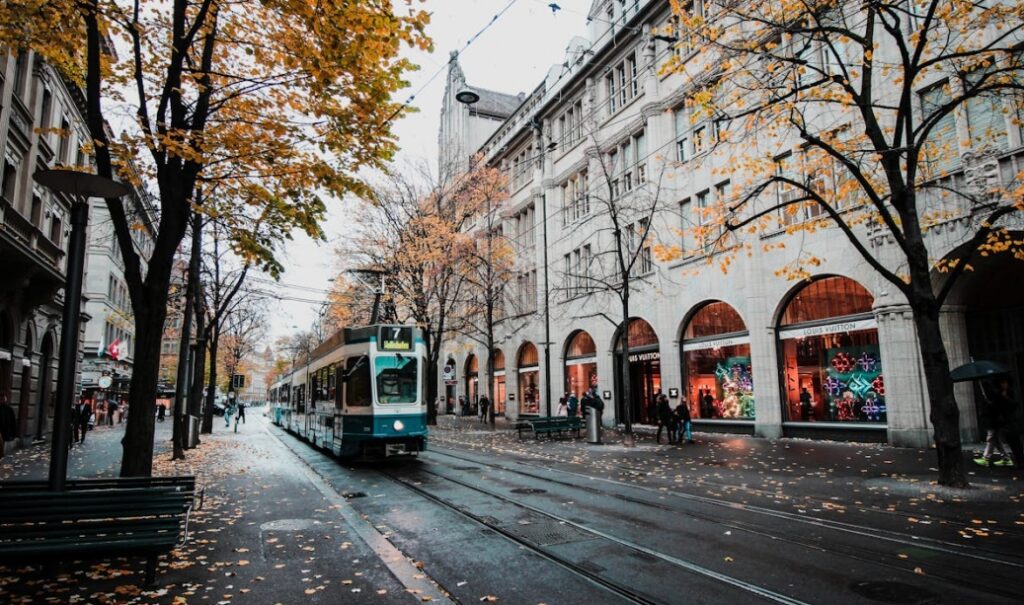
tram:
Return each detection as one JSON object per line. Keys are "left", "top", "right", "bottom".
{"left": 268, "top": 324, "right": 427, "bottom": 458}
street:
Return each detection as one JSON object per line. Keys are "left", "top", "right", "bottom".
{"left": 2, "top": 415, "right": 1021, "bottom": 604}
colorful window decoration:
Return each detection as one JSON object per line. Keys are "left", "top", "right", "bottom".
{"left": 779, "top": 276, "right": 885, "bottom": 424}
{"left": 682, "top": 302, "right": 754, "bottom": 420}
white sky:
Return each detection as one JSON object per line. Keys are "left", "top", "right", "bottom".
{"left": 262, "top": 0, "right": 591, "bottom": 345}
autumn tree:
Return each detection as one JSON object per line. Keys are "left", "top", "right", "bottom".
{"left": 343, "top": 161, "right": 483, "bottom": 424}
{"left": 663, "top": 0, "right": 1024, "bottom": 485}
{"left": 3, "top": 0, "right": 429, "bottom": 475}
{"left": 449, "top": 164, "right": 522, "bottom": 428}
{"left": 219, "top": 299, "right": 266, "bottom": 395}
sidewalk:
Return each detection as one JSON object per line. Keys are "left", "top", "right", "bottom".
{"left": 0, "top": 415, "right": 424, "bottom": 604}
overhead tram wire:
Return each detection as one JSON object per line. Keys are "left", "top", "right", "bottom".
{"left": 376, "top": 0, "right": 523, "bottom": 133}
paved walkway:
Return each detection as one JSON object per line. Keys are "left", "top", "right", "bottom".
{"left": 0, "top": 413, "right": 433, "bottom": 604}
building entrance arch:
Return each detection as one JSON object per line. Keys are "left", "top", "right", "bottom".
{"left": 464, "top": 354, "right": 478, "bottom": 415}
{"left": 613, "top": 318, "right": 661, "bottom": 426}
{"left": 777, "top": 276, "right": 885, "bottom": 425}
{"left": 491, "top": 349, "right": 506, "bottom": 416}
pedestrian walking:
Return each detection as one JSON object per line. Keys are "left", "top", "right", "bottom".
{"left": 237, "top": 401, "right": 247, "bottom": 424}
{"left": 567, "top": 392, "right": 579, "bottom": 417}
{"left": 459, "top": 396, "right": 467, "bottom": 417}
{"left": 108, "top": 399, "right": 119, "bottom": 425}
{"left": 989, "top": 378, "right": 1024, "bottom": 468}
{"left": 225, "top": 400, "right": 236, "bottom": 428}
{"left": 479, "top": 396, "right": 490, "bottom": 423}
{"left": 974, "top": 383, "right": 1010, "bottom": 467}
{"left": 557, "top": 395, "right": 568, "bottom": 417}
{"left": 673, "top": 399, "right": 693, "bottom": 444}
{"left": 72, "top": 398, "right": 91, "bottom": 444}
{"left": 157, "top": 403, "right": 166, "bottom": 422}
{"left": 655, "top": 393, "right": 674, "bottom": 444}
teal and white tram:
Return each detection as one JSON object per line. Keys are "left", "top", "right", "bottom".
{"left": 268, "top": 324, "right": 427, "bottom": 457}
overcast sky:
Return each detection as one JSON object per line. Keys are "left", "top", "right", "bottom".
{"left": 261, "top": 0, "right": 591, "bottom": 345}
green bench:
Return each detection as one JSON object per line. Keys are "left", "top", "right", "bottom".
{"left": 0, "top": 478, "right": 196, "bottom": 585}
{"left": 0, "top": 475, "right": 203, "bottom": 508}
{"left": 516, "top": 416, "right": 583, "bottom": 439}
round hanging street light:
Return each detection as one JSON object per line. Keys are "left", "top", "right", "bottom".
{"left": 455, "top": 88, "right": 480, "bottom": 105}
{"left": 33, "top": 169, "right": 131, "bottom": 199}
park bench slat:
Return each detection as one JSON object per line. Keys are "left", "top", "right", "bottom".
{"left": 0, "top": 479, "right": 194, "bottom": 585}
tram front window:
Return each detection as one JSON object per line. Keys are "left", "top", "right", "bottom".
{"left": 375, "top": 355, "right": 418, "bottom": 404}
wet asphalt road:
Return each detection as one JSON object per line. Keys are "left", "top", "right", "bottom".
{"left": 267, "top": 420, "right": 1024, "bottom": 605}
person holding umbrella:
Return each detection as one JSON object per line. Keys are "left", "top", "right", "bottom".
{"left": 951, "top": 360, "right": 1023, "bottom": 468}
{"left": 989, "top": 378, "right": 1024, "bottom": 468}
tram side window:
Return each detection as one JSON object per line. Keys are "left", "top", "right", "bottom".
{"left": 345, "top": 356, "right": 372, "bottom": 407}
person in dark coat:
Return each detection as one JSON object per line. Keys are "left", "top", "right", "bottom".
{"left": 799, "top": 388, "right": 813, "bottom": 421}
{"left": 990, "top": 378, "right": 1024, "bottom": 468}
{"left": 478, "top": 396, "right": 490, "bottom": 423}
{"left": 72, "top": 399, "right": 91, "bottom": 444}
{"left": 655, "top": 394, "right": 674, "bottom": 443}
{"left": 673, "top": 399, "right": 692, "bottom": 444}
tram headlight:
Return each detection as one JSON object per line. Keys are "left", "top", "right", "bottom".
{"left": 393, "top": 420, "right": 405, "bottom": 432}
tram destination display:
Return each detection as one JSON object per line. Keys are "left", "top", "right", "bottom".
{"left": 379, "top": 326, "right": 413, "bottom": 351}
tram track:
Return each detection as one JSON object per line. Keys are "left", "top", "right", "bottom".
{"left": 429, "top": 446, "right": 1024, "bottom": 566}
{"left": 432, "top": 434, "right": 1024, "bottom": 540}
{"left": 380, "top": 464, "right": 814, "bottom": 605}
{"left": 422, "top": 447, "right": 1024, "bottom": 601}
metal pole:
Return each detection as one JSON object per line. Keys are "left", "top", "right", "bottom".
{"left": 49, "top": 199, "right": 89, "bottom": 491}
{"left": 542, "top": 191, "right": 552, "bottom": 418}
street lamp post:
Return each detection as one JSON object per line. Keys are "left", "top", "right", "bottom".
{"left": 33, "top": 169, "right": 129, "bottom": 491}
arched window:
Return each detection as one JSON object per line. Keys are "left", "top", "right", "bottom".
{"left": 465, "top": 354, "right": 479, "bottom": 408}
{"left": 492, "top": 350, "right": 506, "bottom": 416}
{"left": 517, "top": 343, "right": 540, "bottom": 415}
{"left": 564, "top": 331, "right": 597, "bottom": 404}
{"left": 778, "top": 277, "right": 885, "bottom": 424}
{"left": 681, "top": 302, "right": 754, "bottom": 420}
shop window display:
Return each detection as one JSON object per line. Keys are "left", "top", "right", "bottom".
{"left": 778, "top": 277, "right": 885, "bottom": 423}
{"left": 492, "top": 349, "right": 506, "bottom": 415}
{"left": 465, "top": 354, "right": 479, "bottom": 411}
{"left": 682, "top": 302, "right": 754, "bottom": 420}
{"left": 518, "top": 343, "right": 540, "bottom": 415}
{"left": 564, "top": 331, "right": 598, "bottom": 409}
{"left": 614, "top": 318, "right": 661, "bottom": 425}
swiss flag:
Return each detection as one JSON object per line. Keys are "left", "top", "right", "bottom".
{"left": 107, "top": 338, "right": 122, "bottom": 361}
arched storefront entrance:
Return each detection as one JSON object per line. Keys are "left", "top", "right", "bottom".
{"left": 492, "top": 349, "right": 506, "bottom": 416}
{"left": 777, "top": 276, "right": 885, "bottom": 426}
{"left": 564, "top": 330, "right": 597, "bottom": 401}
{"left": 614, "top": 318, "right": 661, "bottom": 426}
{"left": 464, "top": 354, "right": 479, "bottom": 414}
{"left": 943, "top": 248, "right": 1024, "bottom": 424}
{"left": 681, "top": 302, "right": 754, "bottom": 421}
{"left": 517, "top": 343, "right": 540, "bottom": 416}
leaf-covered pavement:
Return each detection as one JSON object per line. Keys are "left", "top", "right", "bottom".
{"left": 0, "top": 416, "right": 418, "bottom": 604}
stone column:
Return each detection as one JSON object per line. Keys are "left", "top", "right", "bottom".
{"left": 874, "top": 301, "right": 931, "bottom": 447}
{"left": 939, "top": 305, "right": 979, "bottom": 442}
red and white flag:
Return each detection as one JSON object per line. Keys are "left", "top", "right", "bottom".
{"left": 107, "top": 338, "right": 122, "bottom": 361}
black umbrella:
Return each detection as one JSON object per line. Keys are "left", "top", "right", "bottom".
{"left": 950, "top": 360, "right": 1009, "bottom": 383}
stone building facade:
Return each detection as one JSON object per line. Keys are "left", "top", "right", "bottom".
{"left": 438, "top": 0, "right": 1024, "bottom": 447}
{"left": 0, "top": 48, "right": 92, "bottom": 451}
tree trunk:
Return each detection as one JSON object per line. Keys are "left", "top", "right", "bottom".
{"left": 119, "top": 301, "right": 166, "bottom": 477}
{"left": 171, "top": 220, "right": 201, "bottom": 460}
{"left": 911, "top": 304, "right": 968, "bottom": 487}
{"left": 201, "top": 325, "right": 219, "bottom": 434}
{"left": 619, "top": 293, "right": 633, "bottom": 439}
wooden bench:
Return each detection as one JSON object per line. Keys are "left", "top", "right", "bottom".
{"left": 516, "top": 416, "right": 583, "bottom": 439}
{"left": 0, "top": 482, "right": 195, "bottom": 585}
{"left": 0, "top": 476, "right": 203, "bottom": 509}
